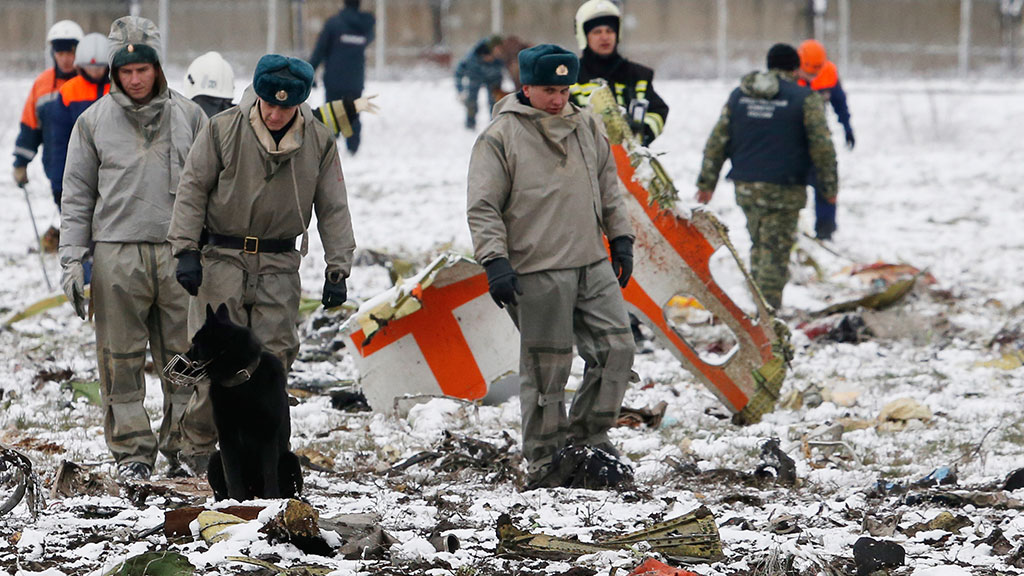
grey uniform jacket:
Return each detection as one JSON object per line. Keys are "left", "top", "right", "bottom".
{"left": 60, "top": 84, "right": 207, "bottom": 261}
{"left": 467, "top": 93, "right": 633, "bottom": 275}
{"left": 167, "top": 87, "right": 355, "bottom": 278}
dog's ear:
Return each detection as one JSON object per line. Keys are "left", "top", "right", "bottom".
{"left": 206, "top": 304, "right": 216, "bottom": 323}
{"left": 215, "top": 303, "right": 231, "bottom": 322}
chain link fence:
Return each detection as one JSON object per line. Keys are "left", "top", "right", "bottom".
{"left": 2, "top": 0, "right": 1022, "bottom": 78}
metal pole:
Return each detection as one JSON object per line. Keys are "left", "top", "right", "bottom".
{"left": 491, "top": 0, "right": 502, "bottom": 34}
{"left": 717, "top": 0, "right": 728, "bottom": 79}
{"left": 267, "top": 0, "right": 278, "bottom": 54}
{"left": 839, "top": 0, "right": 850, "bottom": 75}
{"left": 18, "top": 185, "right": 53, "bottom": 291}
{"left": 45, "top": 0, "right": 55, "bottom": 67}
{"left": 813, "top": 0, "right": 826, "bottom": 40}
{"left": 130, "top": 0, "right": 141, "bottom": 17}
{"left": 376, "top": 0, "right": 387, "bottom": 79}
{"left": 159, "top": 0, "right": 169, "bottom": 63}
{"left": 959, "top": 0, "right": 972, "bottom": 77}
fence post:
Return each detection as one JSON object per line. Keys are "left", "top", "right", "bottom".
{"left": 839, "top": 0, "right": 850, "bottom": 75}
{"left": 959, "top": 0, "right": 972, "bottom": 77}
{"left": 159, "top": 0, "right": 169, "bottom": 63}
{"left": 268, "top": 0, "right": 278, "bottom": 54}
{"left": 717, "top": 0, "right": 728, "bottom": 79}
{"left": 376, "top": 0, "right": 387, "bottom": 79}
{"left": 492, "top": 0, "right": 502, "bottom": 34}
{"left": 45, "top": 0, "right": 55, "bottom": 66}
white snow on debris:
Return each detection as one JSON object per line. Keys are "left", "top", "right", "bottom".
{"left": 0, "top": 75, "right": 1023, "bottom": 575}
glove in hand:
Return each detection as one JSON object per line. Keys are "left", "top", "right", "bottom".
{"left": 175, "top": 250, "right": 203, "bottom": 296}
{"left": 62, "top": 261, "right": 87, "bottom": 319}
{"left": 322, "top": 272, "right": 347, "bottom": 309}
{"left": 610, "top": 236, "right": 634, "bottom": 288}
{"left": 484, "top": 258, "right": 522, "bottom": 308}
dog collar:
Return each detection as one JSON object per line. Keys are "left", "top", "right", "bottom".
{"left": 221, "top": 354, "right": 262, "bottom": 388}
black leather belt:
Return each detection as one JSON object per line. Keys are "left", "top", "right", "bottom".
{"left": 207, "top": 232, "right": 296, "bottom": 254}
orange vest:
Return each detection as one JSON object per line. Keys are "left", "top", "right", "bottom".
{"left": 798, "top": 61, "right": 839, "bottom": 92}
{"left": 59, "top": 75, "right": 111, "bottom": 107}
{"left": 19, "top": 68, "right": 71, "bottom": 129}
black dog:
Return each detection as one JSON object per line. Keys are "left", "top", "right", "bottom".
{"left": 185, "top": 303, "right": 301, "bottom": 501}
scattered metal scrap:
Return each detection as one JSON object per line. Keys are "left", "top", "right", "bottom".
{"left": 389, "top": 430, "right": 522, "bottom": 484}
{"left": 0, "top": 443, "right": 44, "bottom": 519}
{"left": 497, "top": 505, "right": 723, "bottom": 562}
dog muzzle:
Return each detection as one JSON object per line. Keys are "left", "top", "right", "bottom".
{"left": 163, "top": 354, "right": 213, "bottom": 387}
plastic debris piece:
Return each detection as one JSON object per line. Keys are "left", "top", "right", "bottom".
{"left": 197, "top": 510, "right": 245, "bottom": 544}
{"left": 627, "top": 558, "right": 699, "bottom": 576}
{"left": 852, "top": 537, "right": 905, "bottom": 576}
{"left": 101, "top": 551, "right": 195, "bottom": 576}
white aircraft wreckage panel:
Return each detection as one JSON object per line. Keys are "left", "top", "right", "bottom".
{"left": 340, "top": 254, "right": 519, "bottom": 413}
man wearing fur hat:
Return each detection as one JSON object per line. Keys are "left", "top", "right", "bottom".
{"left": 467, "top": 44, "right": 635, "bottom": 489}
{"left": 59, "top": 16, "right": 209, "bottom": 480}
{"left": 695, "top": 43, "right": 838, "bottom": 310}
{"left": 168, "top": 54, "right": 356, "bottom": 460}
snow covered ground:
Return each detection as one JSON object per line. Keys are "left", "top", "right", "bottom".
{"left": 0, "top": 75, "right": 1023, "bottom": 575}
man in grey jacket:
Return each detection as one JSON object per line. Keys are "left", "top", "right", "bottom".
{"left": 60, "top": 16, "right": 209, "bottom": 480}
{"left": 167, "top": 54, "right": 356, "bottom": 460}
{"left": 467, "top": 44, "right": 635, "bottom": 489}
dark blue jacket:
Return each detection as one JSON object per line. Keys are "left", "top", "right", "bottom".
{"left": 45, "top": 75, "right": 110, "bottom": 199}
{"left": 726, "top": 74, "right": 812, "bottom": 186}
{"left": 309, "top": 6, "right": 375, "bottom": 98}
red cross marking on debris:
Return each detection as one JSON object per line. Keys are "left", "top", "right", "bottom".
{"left": 349, "top": 274, "right": 490, "bottom": 400}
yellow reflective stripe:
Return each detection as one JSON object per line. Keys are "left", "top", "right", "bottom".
{"left": 644, "top": 112, "right": 664, "bottom": 136}
{"left": 320, "top": 101, "right": 339, "bottom": 135}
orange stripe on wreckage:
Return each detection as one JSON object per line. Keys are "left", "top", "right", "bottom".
{"left": 611, "top": 144, "right": 771, "bottom": 413}
{"left": 349, "top": 274, "right": 491, "bottom": 401}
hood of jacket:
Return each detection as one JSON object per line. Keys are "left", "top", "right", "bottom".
{"left": 493, "top": 92, "right": 581, "bottom": 155}
{"left": 107, "top": 16, "right": 168, "bottom": 108}
{"left": 740, "top": 69, "right": 798, "bottom": 100}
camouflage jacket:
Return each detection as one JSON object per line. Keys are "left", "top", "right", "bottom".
{"left": 696, "top": 70, "right": 837, "bottom": 200}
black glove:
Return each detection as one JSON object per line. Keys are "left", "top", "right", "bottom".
{"left": 484, "top": 258, "right": 522, "bottom": 308}
{"left": 175, "top": 250, "right": 203, "bottom": 296}
{"left": 640, "top": 126, "right": 655, "bottom": 147}
{"left": 609, "top": 236, "right": 634, "bottom": 288}
{"left": 843, "top": 123, "right": 855, "bottom": 149}
{"left": 322, "top": 272, "right": 347, "bottom": 309}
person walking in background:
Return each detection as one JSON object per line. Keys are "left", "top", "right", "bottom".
{"left": 798, "top": 39, "right": 854, "bottom": 240}
{"left": 695, "top": 44, "right": 838, "bottom": 311}
{"left": 60, "top": 16, "right": 209, "bottom": 480}
{"left": 569, "top": 0, "right": 669, "bottom": 146}
{"left": 13, "top": 19, "right": 83, "bottom": 251}
{"left": 309, "top": 0, "right": 376, "bottom": 154}
{"left": 454, "top": 35, "right": 506, "bottom": 130}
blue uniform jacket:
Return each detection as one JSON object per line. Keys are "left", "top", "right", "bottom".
{"left": 454, "top": 39, "right": 504, "bottom": 93}
{"left": 309, "top": 6, "right": 376, "bottom": 98}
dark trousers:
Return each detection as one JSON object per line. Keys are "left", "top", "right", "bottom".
{"left": 808, "top": 167, "right": 837, "bottom": 238}
{"left": 328, "top": 89, "right": 363, "bottom": 154}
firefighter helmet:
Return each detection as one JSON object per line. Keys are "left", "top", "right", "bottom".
{"left": 183, "top": 51, "right": 235, "bottom": 100}
{"left": 574, "top": 0, "right": 622, "bottom": 51}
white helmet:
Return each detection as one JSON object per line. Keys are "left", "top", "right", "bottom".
{"left": 47, "top": 20, "right": 85, "bottom": 45}
{"left": 183, "top": 51, "right": 235, "bottom": 100}
{"left": 574, "top": 0, "right": 621, "bottom": 51}
{"left": 74, "top": 33, "right": 110, "bottom": 68}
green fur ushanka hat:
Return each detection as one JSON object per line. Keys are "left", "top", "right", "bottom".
{"left": 253, "top": 54, "right": 314, "bottom": 107}
{"left": 518, "top": 44, "right": 579, "bottom": 86}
